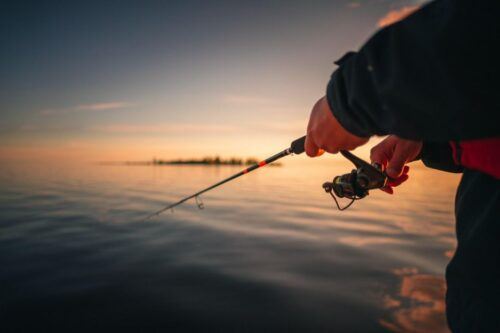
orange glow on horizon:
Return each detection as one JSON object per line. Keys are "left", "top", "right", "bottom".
{"left": 0, "top": 136, "right": 383, "bottom": 163}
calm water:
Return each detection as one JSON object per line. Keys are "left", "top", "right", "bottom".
{"left": 0, "top": 158, "right": 460, "bottom": 332}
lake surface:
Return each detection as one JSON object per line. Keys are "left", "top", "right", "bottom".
{"left": 0, "top": 157, "right": 460, "bottom": 332}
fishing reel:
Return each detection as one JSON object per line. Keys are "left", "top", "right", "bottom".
{"left": 323, "top": 151, "right": 388, "bottom": 210}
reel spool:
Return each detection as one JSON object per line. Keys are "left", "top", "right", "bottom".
{"left": 323, "top": 151, "right": 388, "bottom": 210}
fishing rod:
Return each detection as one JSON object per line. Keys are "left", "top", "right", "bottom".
{"left": 143, "top": 135, "right": 388, "bottom": 220}
{"left": 142, "top": 136, "right": 307, "bottom": 220}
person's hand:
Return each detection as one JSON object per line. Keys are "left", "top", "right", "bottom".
{"left": 305, "top": 97, "right": 369, "bottom": 157}
{"left": 370, "top": 135, "right": 423, "bottom": 194}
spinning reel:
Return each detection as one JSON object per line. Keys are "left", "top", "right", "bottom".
{"left": 323, "top": 151, "right": 388, "bottom": 210}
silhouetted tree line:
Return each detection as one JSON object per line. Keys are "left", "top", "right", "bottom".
{"left": 152, "top": 156, "right": 265, "bottom": 166}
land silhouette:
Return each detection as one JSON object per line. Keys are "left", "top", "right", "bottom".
{"left": 102, "top": 156, "right": 281, "bottom": 167}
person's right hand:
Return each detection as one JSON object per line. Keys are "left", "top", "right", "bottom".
{"left": 370, "top": 135, "right": 423, "bottom": 194}
{"left": 305, "top": 96, "right": 369, "bottom": 157}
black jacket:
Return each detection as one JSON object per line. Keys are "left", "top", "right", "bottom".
{"left": 327, "top": 0, "right": 500, "bottom": 141}
{"left": 325, "top": 0, "right": 500, "bottom": 331}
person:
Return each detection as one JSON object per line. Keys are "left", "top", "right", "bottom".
{"left": 304, "top": 0, "right": 500, "bottom": 331}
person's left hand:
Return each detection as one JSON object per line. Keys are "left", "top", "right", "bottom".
{"left": 305, "top": 96, "right": 369, "bottom": 157}
{"left": 370, "top": 135, "right": 422, "bottom": 194}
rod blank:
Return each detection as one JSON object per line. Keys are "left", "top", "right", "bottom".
{"left": 142, "top": 136, "right": 306, "bottom": 220}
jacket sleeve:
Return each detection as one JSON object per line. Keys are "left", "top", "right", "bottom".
{"left": 327, "top": 0, "right": 500, "bottom": 141}
{"left": 420, "top": 141, "right": 463, "bottom": 173}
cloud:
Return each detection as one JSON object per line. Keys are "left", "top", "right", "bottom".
{"left": 75, "top": 102, "right": 132, "bottom": 111}
{"left": 91, "top": 119, "right": 309, "bottom": 137}
{"left": 347, "top": 2, "right": 361, "bottom": 9}
{"left": 222, "top": 94, "right": 279, "bottom": 106}
{"left": 90, "top": 123, "right": 238, "bottom": 134}
{"left": 377, "top": 5, "right": 420, "bottom": 28}
{"left": 40, "top": 101, "right": 132, "bottom": 115}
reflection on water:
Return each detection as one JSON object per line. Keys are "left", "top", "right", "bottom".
{"left": 0, "top": 158, "right": 459, "bottom": 331}
{"left": 380, "top": 268, "right": 448, "bottom": 333}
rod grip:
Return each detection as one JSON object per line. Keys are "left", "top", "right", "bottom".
{"left": 290, "top": 136, "right": 306, "bottom": 154}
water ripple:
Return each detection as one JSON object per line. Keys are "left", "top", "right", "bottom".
{"left": 0, "top": 162, "right": 458, "bottom": 331}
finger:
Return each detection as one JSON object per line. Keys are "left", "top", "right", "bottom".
{"left": 318, "top": 132, "right": 340, "bottom": 154}
{"left": 388, "top": 174, "right": 409, "bottom": 186}
{"left": 387, "top": 165, "right": 410, "bottom": 186}
{"left": 322, "top": 144, "right": 339, "bottom": 154}
{"left": 387, "top": 174, "right": 409, "bottom": 187}
{"left": 388, "top": 168, "right": 410, "bottom": 181}
{"left": 370, "top": 142, "right": 391, "bottom": 169}
{"left": 305, "top": 135, "right": 320, "bottom": 157}
{"left": 380, "top": 186, "right": 393, "bottom": 194}
{"left": 386, "top": 145, "right": 409, "bottom": 178}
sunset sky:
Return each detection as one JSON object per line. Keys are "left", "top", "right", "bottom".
{"left": 1, "top": 0, "right": 424, "bottom": 162}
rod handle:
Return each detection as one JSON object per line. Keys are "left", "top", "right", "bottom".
{"left": 290, "top": 136, "right": 306, "bottom": 154}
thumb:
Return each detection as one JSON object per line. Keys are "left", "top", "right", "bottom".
{"left": 386, "top": 145, "right": 408, "bottom": 178}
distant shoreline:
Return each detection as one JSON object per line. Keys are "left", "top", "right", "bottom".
{"left": 99, "top": 157, "right": 281, "bottom": 167}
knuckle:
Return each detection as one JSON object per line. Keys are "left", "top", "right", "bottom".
{"left": 370, "top": 146, "right": 383, "bottom": 159}
{"left": 305, "top": 149, "right": 316, "bottom": 157}
{"left": 325, "top": 146, "right": 339, "bottom": 154}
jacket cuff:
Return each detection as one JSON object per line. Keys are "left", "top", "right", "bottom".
{"left": 421, "top": 141, "right": 463, "bottom": 173}
{"left": 326, "top": 52, "right": 374, "bottom": 138}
